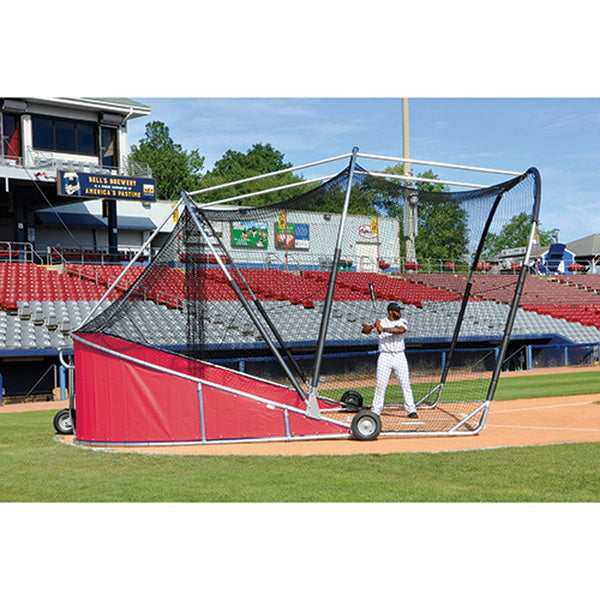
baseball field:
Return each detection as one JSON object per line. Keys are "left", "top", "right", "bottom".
{"left": 1, "top": 365, "right": 599, "bottom": 502}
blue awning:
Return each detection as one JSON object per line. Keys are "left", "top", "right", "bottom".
{"left": 36, "top": 211, "right": 156, "bottom": 231}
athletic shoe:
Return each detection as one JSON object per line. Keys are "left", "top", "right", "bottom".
{"left": 407, "top": 412, "right": 418, "bottom": 418}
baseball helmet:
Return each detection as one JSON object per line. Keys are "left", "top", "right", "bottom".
{"left": 387, "top": 302, "right": 402, "bottom": 313}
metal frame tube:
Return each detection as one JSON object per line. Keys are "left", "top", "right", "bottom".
{"left": 448, "top": 400, "right": 490, "bottom": 433}
{"left": 308, "top": 147, "right": 360, "bottom": 412}
{"left": 197, "top": 383, "right": 206, "bottom": 443}
{"left": 196, "top": 213, "right": 308, "bottom": 385}
{"left": 354, "top": 169, "right": 488, "bottom": 189}
{"left": 414, "top": 383, "right": 443, "bottom": 408}
{"left": 438, "top": 171, "right": 532, "bottom": 403}
{"left": 486, "top": 170, "right": 542, "bottom": 402}
{"left": 71, "top": 335, "right": 488, "bottom": 444}
{"left": 76, "top": 198, "right": 186, "bottom": 330}
{"left": 181, "top": 192, "right": 308, "bottom": 404}
{"left": 188, "top": 153, "right": 351, "bottom": 198}
{"left": 356, "top": 152, "right": 521, "bottom": 176}
{"left": 438, "top": 188, "right": 508, "bottom": 397}
{"left": 198, "top": 175, "right": 334, "bottom": 207}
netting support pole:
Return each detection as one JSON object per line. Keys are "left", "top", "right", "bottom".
{"left": 197, "top": 212, "right": 309, "bottom": 385}
{"left": 437, "top": 170, "right": 535, "bottom": 407}
{"left": 75, "top": 197, "right": 186, "bottom": 331}
{"left": 437, "top": 188, "right": 507, "bottom": 398}
{"left": 485, "top": 168, "right": 542, "bottom": 405}
{"left": 306, "top": 146, "right": 360, "bottom": 416}
{"left": 181, "top": 193, "right": 309, "bottom": 405}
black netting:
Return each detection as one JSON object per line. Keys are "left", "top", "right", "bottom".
{"left": 78, "top": 163, "right": 540, "bottom": 435}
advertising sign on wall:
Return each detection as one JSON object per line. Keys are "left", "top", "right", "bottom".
{"left": 275, "top": 223, "right": 310, "bottom": 250}
{"left": 231, "top": 221, "right": 269, "bottom": 248}
{"left": 358, "top": 223, "right": 378, "bottom": 240}
{"left": 57, "top": 171, "right": 157, "bottom": 202}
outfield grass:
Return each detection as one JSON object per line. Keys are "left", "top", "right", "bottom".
{"left": 325, "top": 369, "right": 600, "bottom": 405}
{"left": 494, "top": 370, "right": 600, "bottom": 400}
{"left": 1, "top": 407, "right": 599, "bottom": 502}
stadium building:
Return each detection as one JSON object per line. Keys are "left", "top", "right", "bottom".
{"left": 0, "top": 97, "right": 161, "bottom": 397}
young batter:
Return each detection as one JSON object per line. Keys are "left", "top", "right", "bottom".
{"left": 362, "top": 302, "right": 418, "bottom": 417}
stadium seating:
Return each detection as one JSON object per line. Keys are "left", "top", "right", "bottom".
{"left": 0, "top": 263, "right": 121, "bottom": 311}
{"left": 2, "top": 261, "right": 600, "bottom": 351}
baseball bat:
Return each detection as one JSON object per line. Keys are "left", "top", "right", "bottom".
{"left": 368, "top": 283, "right": 378, "bottom": 322}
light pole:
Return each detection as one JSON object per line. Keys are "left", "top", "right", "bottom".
{"left": 402, "top": 98, "right": 417, "bottom": 263}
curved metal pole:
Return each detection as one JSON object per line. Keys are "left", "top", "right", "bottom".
{"left": 485, "top": 168, "right": 542, "bottom": 403}
{"left": 437, "top": 170, "right": 532, "bottom": 406}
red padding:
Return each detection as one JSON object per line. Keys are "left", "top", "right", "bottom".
{"left": 73, "top": 333, "right": 348, "bottom": 444}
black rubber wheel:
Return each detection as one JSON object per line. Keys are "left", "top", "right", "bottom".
{"left": 350, "top": 410, "right": 382, "bottom": 441}
{"left": 53, "top": 408, "right": 75, "bottom": 435}
{"left": 340, "top": 390, "right": 364, "bottom": 412}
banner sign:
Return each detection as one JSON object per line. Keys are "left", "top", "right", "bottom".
{"left": 277, "top": 212, "right": 287, "bottom": 231}
{"left": 358, "top": 224, "right": 378, "bottom": 239}
{"left": 294, "top": 224, "right": 310, "bottom": 249}
{"left": 275, "top": 222, "right": 310, "bottom": 250}
{"left": 370, "top": 217, "right": 379, "bottom": 236}
{"left": 231, "top": 221, "right": 268, "bottom": 248}
{"left": 57, "top": 170, "right": 157, "bottom": 202}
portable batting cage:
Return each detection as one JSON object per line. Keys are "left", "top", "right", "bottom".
{"left": 68, "top": 148, "right": 541, "bottom": 445}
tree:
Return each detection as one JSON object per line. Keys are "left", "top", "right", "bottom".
{"left": 197, "top": 143, "right": 312, "bottom": 206}
{"left": 413, "top": 170, "right": 470, "bottom": 260}
{"left": 366, "top": 165, "right": 470, "bottom": 260}
{"left": 129, "top": 121, "right": 205, "bottom": 201}
{"left": 300, "top": 171, "right": 380, "bottom": 216}
{"left": 482, "top": 212, "right": 557, "bottom": 259}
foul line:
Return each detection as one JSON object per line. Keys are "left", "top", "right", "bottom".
{"left": 486, "top": 423, "right": 600, "bottom": 433}
{"left": 492, "top": 400, "right": 595, "bottom": 413}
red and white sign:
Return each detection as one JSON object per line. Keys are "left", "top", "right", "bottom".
{"left": 358, "top": 224, "right": 378, "bottom": 239}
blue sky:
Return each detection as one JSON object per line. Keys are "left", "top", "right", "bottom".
{"left": 127, "top": 97, "right": 600, "bottom": 244}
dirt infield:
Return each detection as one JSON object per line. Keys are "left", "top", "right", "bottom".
{"left": 3, "top": 366, "right": 599, "bottom": 456}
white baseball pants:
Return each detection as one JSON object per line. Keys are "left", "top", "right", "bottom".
{"left": 372, "top": 351, "right": 416, "bottom": 415}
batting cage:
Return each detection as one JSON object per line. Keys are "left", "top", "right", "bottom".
{"left": 71, "top": 148, "right": 541, "bottom": 444}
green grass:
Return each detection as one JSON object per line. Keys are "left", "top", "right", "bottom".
{"left": 326, "top": 369, "right": 600, "bottom": 405}
{"left": 493, "top": 370, "right": 600, "bottom": 400}
{"left": 1, "top": 408, "right": 599, "bottom": 502}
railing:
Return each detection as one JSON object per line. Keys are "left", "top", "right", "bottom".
{"left": 47, "top": 245, "right": 152, "bottom": 266}
{"left": 0, "top": 241, "right": 44, "bottom": 263}
{"left": 0, "top": 149, "right": 152, "bottom": 178}
{"left": 527, "top": 342, "right": 600, "bottom": 370}
{"left": 362, "top": 255, "right": 483, "bottom": 275}
{"left": 67, "top": 264, "right": 184, "bottom": 309}
{"left": 4, "top": 239, "right": 593, "bottom": 277}
{"left": 194, "top": 248, "right": 598, "bottom": 276}
{"left": 0, "top": 154, "right": 26, "bottom": 168}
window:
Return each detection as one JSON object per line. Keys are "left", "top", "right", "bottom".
{"left": 77, "top": 123, "right": 95, "bottom": 154}
{"left": 101, "top": 127, "right": 118, "bottom": 167}
{"left": 2, "top": 114, "right": 20, "bottom": 157}
{"left": 55, "top": 120, "right": 76, "bottom": 153}
{"left": 32, "top": 116, "right": 98, "bottom": 155}
{"left": 32, "top": 116, "right": 53, "bottom": 150}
